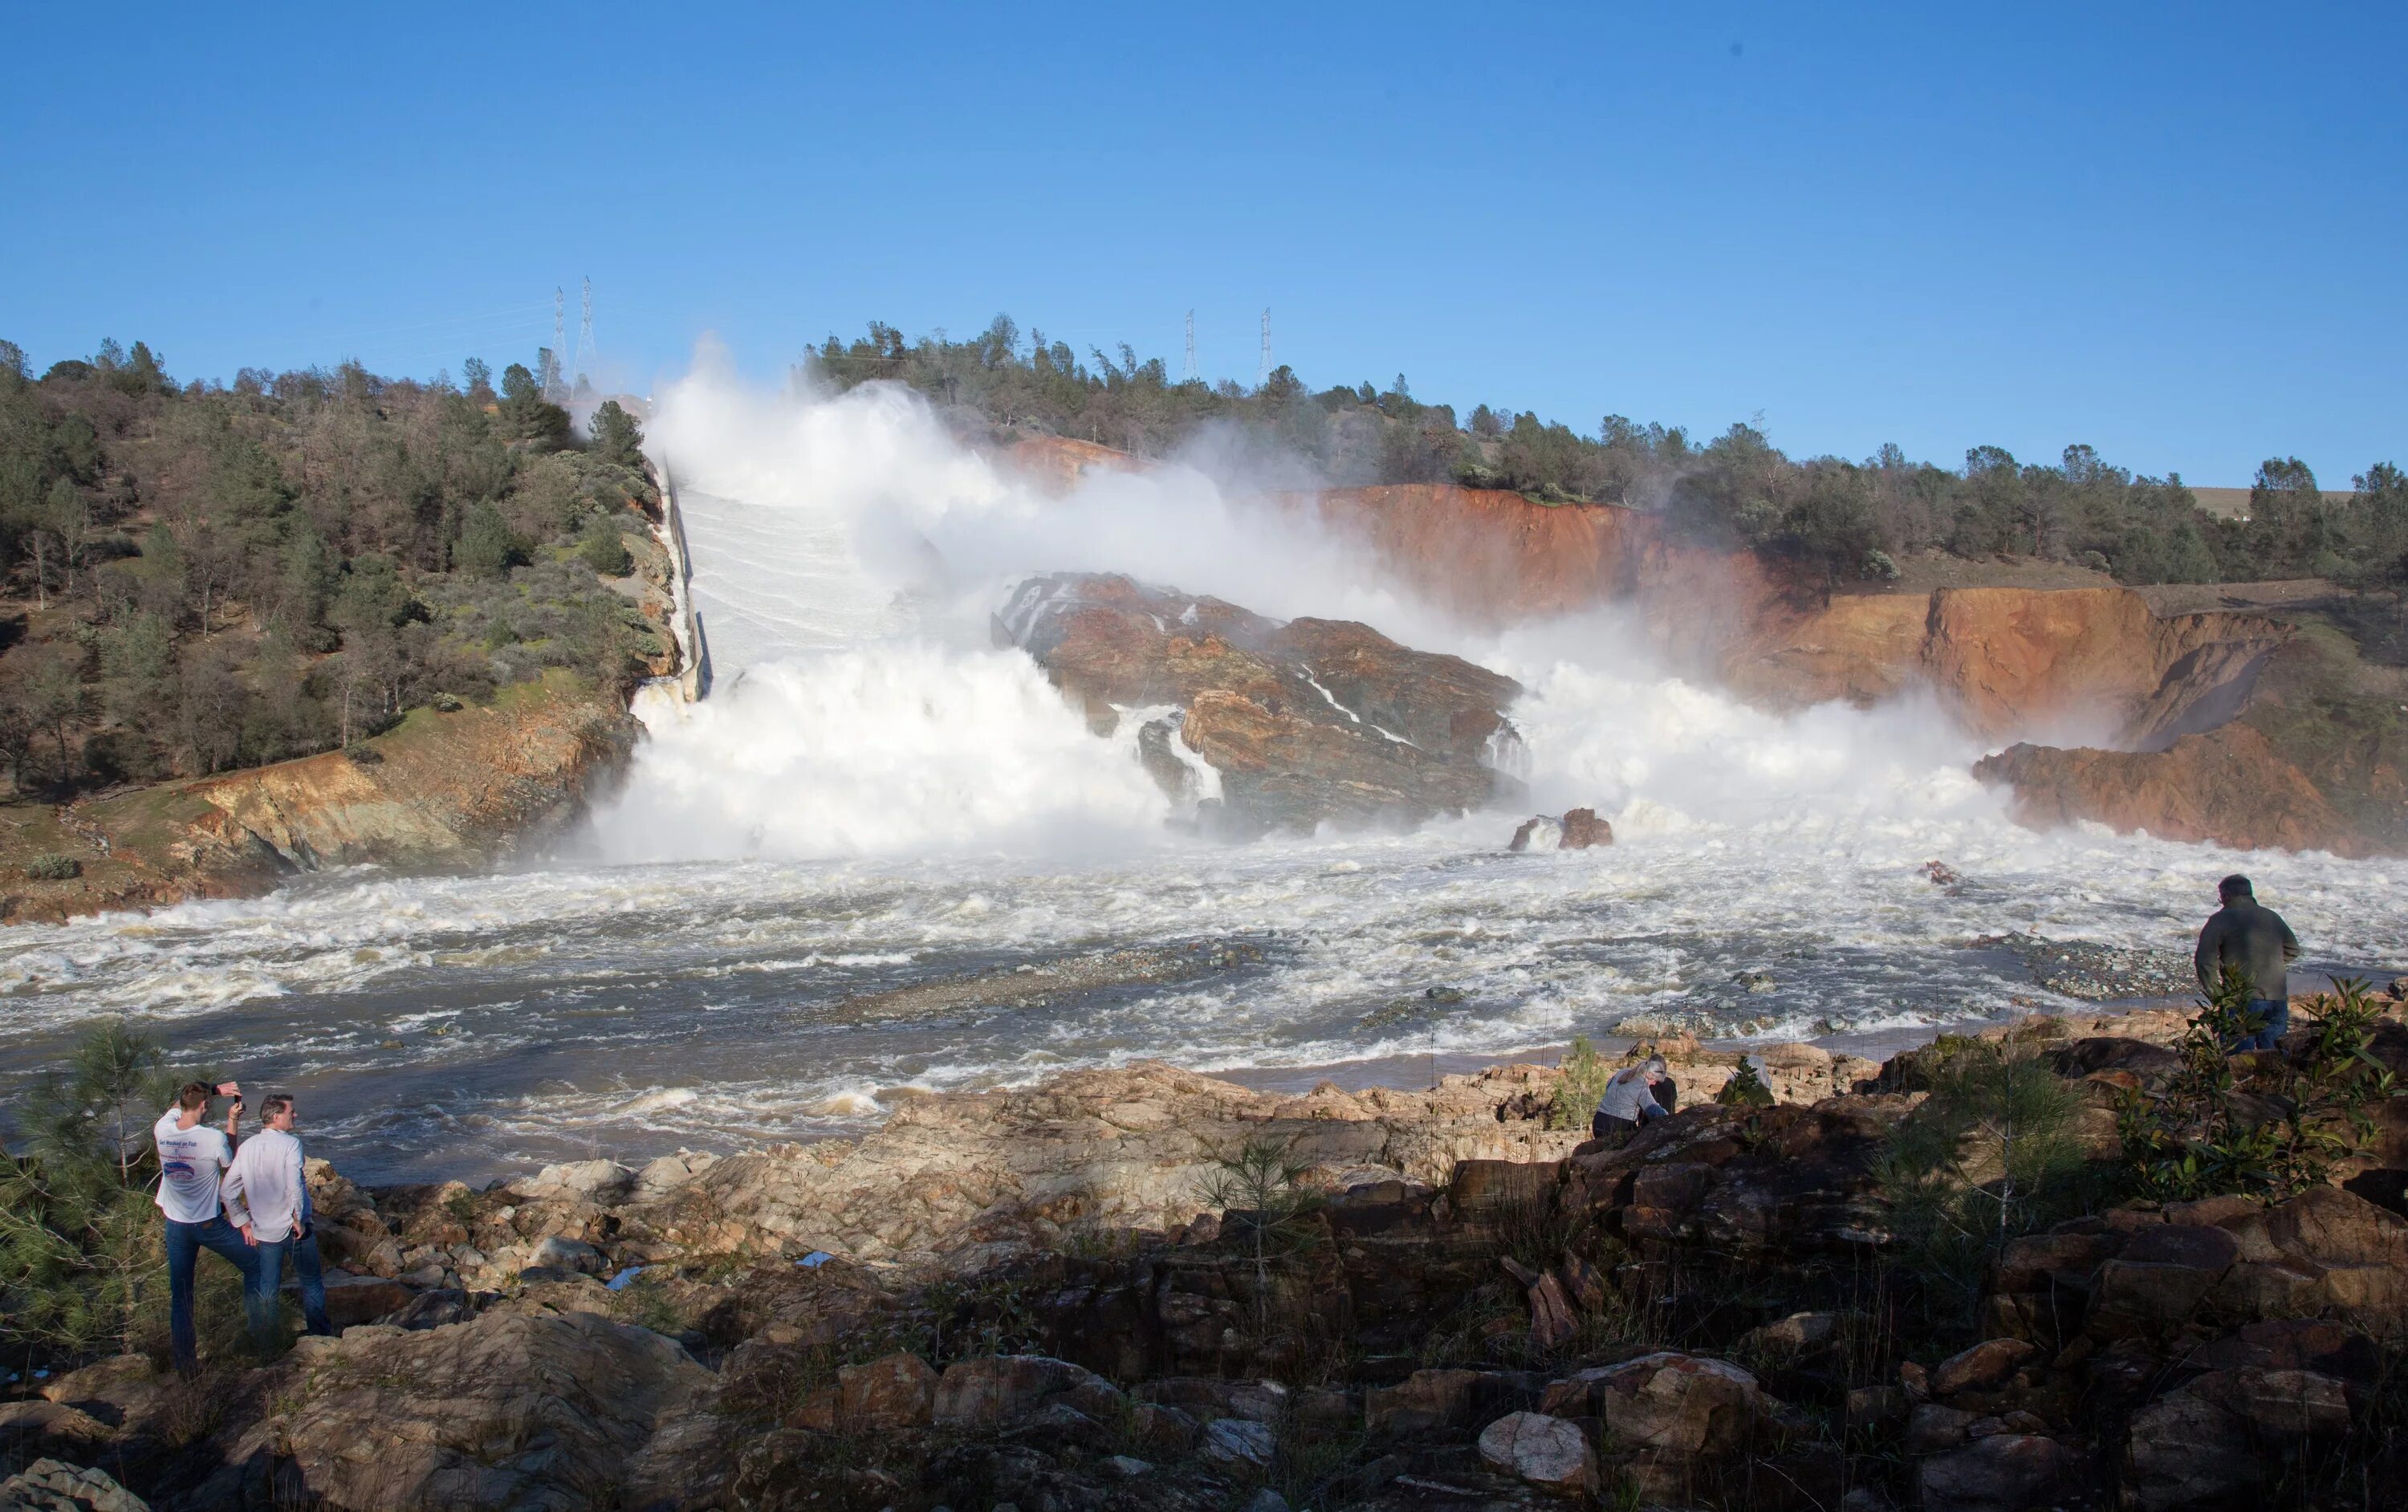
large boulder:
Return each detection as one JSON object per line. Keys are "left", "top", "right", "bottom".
{"left": 998, "top": 572, "right": 1523, "bottom": 832}
{"left": 931, "top": 1356, "right": 1122, "bottom": 1432}
{"left": 622, "top": 1060, "right": 1584, "bottom": 1266}
{"left": 1917, "top": 1433, "right": 2074, "bottom": 1512}
{"left": 1578, "top": 1351, "right": 1764, "bottom": 1457}
{"left": 2122, "top": 1387, "right": 2266, "bottom": 1511}
{"left": 195, "top": 1309, "right": 712, "bottom": 1510}
{"left": 837, "top": 1352, "right": 939, "bottom": 1431}
{"left": 1507, "top": 808, "right": 1613, "bottom": 852}
{"left": 1929, "top": 1337, "right": 2037, "bottom": 1397}
{"left": 509, "top": 1160, "right": 636, "bottom": 1206}
{"left": 1476, "top": 1412, "right": 1597, "bottom": 1497}
{"left": 0, "top": 1459, "right": 148, "bottom": 1512}
{"left": 2091, "top": 1222, "right": 2240, "bottom": 1331}
{"left": 1365, "top": 1368, "right": 1531, "bottom": 1436}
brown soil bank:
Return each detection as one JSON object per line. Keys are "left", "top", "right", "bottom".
{"left": 0, "top": 670, "right": 637, "bottom": 925}
{"left": 1305, "top": 483, "right": 2405, "bottom": 856}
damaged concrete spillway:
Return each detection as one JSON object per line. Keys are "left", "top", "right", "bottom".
{"left": 4, "top": 380, "right": 2402, "bottom": 1189}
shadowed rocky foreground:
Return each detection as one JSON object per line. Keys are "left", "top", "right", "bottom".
{"left": 7, "top": 994, "right": 2408, "bottom": 1512}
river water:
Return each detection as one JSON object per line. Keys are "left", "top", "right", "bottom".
{"left": 5, "top": 371, "right": 2402, "bottom": 1185}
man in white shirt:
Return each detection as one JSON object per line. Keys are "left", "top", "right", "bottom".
{"left": 220, "top": 1093, "right": 332, "bottom": 1346}
{"left": 153, "top": 1079, "right": 253, "bottom": 1375}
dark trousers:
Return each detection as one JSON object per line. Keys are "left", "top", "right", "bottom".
{"left": 165, "top": 1214, "right": 257, "bottom": 1373}
{"left": 1592, "top": 1111, "right": 1639, "bottom": 1140}
{"left": 246, "top": 1227, "right": 333, "bottom": 1346}
{"left": 2235, "top": 998, "right": 2290, "bottom": 1052}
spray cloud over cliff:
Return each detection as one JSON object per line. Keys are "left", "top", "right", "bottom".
{"left": 592, "top": 347, "right": 2007, "bottom": 864}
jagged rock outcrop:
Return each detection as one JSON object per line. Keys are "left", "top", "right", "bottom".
{"left": 1508, "top": 807, "right": 1613, "bottom": 852}
{"left": 997, "top": 572, "right": 1523, "bottom": 832}
{"left": 617, "top": 1062, "right": 1586, "bottom": 1269}
{"left": 184, "top": 670, "right": 637, "bottom": 870}
{"left": 1304, "top": 484, "right": 2288, "bottom": 735}
{"left": 1003, "top": 434, "right": 1145, "bottom": 494}
{"left": 188, "top": 1311, "right": 713, "bottom": 1510}
{"left": 2, "top": 671, "right": 638, "bottom": 924}
{"left": 1303, "top": 482, "right": 2408, "bottom": 854}
{"left": 1975, "top": 724, "right": 2364, "bottom": 855}
{"left": 0, "top": 1459, "right": 147, "bottom": 1512}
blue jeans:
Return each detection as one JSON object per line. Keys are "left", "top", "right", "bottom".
{"left": 165, "top": 1214, "right": 257, "bottom": 1373}
{"left": 246, "top": 1227, "right": 333, "bottom": 1347}
{"left": 2236, "top": 998, "right": 2289, "bottom": 1052}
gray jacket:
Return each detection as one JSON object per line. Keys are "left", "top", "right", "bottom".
{"left": 2194, "top": 900, "right": 2300, "bottom": 1003}
{"left": 1596, "top": 1067, "right": 1666, "bottom": 1124}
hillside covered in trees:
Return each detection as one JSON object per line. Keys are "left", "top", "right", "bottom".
{"left": 6, "top": 319, "right": 2403, "bottom": 806}
{"left": 0, "top": 339, "right": 666, "bottom": 803}
{"left": 818, "top": 315, "right": 2408, "bottom": 593}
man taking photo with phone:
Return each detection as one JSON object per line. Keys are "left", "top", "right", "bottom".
{"left": 153, "top": 1079, "right": 250, "bottom": 1376}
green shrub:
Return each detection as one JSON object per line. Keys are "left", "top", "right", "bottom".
{"left": 578, "top": 513, "right": 633, "bottom": 577}
{"left": 2119, "top": 972, "right": 2402, "bottom": 1202}
{"left": 24, "top": 852, "right": 82, "bottom": 880}
{"left": 454, "top": 501, "right": 529, "bottom": 579}
{"left": 1198, "top": 1132, "right": 1325, "bottom": 1338}
{"left": 1545, "top": 1036, "right": 1617, "bottom": 1130}
{"left": 1874, "top": 1035, "right": 2089, "bottom": 1327}
{"left": 1715, "top": 1059, "right": 1775, "bottom": 1108}
{"left": 2, "top": 1021, "right": 177, "bottom": 1360}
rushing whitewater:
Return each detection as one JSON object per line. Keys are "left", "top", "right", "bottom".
{"left": 5, "top": 360, "right": 2404, "bottom": 1184}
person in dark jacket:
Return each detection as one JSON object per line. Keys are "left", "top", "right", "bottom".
{"left": 2194, "top": 875, "right": 2301, "bottom": 1052}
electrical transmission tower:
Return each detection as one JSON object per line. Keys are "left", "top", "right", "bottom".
{"left": 573, "top": 276, "right": 596, "bottom": 396}
{"left": 550, "top": 287, "right": 567, "bottom": 401}
{"left": 1183, "top": 311, "right": 1197, "bottom": 382}
{"left": 1259, "top": 308, "right": 1271, "bottom": 387}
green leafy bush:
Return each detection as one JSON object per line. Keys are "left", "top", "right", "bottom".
{"left": 2, "top": 1020, "right": 173, "bottom": 1359}
{"left": 24, "top": 852, "right": 81, "bottom": 880}
{"left": 1545, "top": 1035, "right": 1617, "bottom": 1130}
{"left": 578, "top": 513, "right": 633, "bottom": 577}
{"left": 1715, "top": 1059, "right": 1775, "bottom": 1108}
{"left": 2119, "top": 973, "right": 2402, "bottom": 1202}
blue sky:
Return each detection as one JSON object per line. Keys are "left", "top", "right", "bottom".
{"left": 4, "top": 2, "right": 2400, "bottom": 486}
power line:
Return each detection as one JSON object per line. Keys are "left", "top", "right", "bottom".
{"left": 549, "top": 288, "right": 567, "bottom": 401}
{"left": 574, "top": 275, "right": 596, "bottom": 392}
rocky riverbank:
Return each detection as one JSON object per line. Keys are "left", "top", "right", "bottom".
{"left": 9, "top": 994, "right": 2406, "bottom": 1511}
{"left": 0, "top": 669, "right": 640, "bottom": 925}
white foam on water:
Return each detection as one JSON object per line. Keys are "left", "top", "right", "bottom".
{"left": 7, "top": 355, "right": 2406, "bottom": 1182}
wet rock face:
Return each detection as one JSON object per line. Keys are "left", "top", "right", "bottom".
{"left": 998, "top": 572, "right": 1523, "bottom": 833}
{"left": 1508, "top": 807, "right": 1613, "bottom": 852}
{"left": 1975, "top": 723, "right": 2365, "bottom": 856}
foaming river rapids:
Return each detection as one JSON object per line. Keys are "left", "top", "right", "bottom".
{"left": 5, "top": 366, "right": 2404, "bottom": 1185}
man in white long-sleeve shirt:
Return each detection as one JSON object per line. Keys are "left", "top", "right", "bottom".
{"left": 220, "top": 1093, "right": 333, "bottom": 1347}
